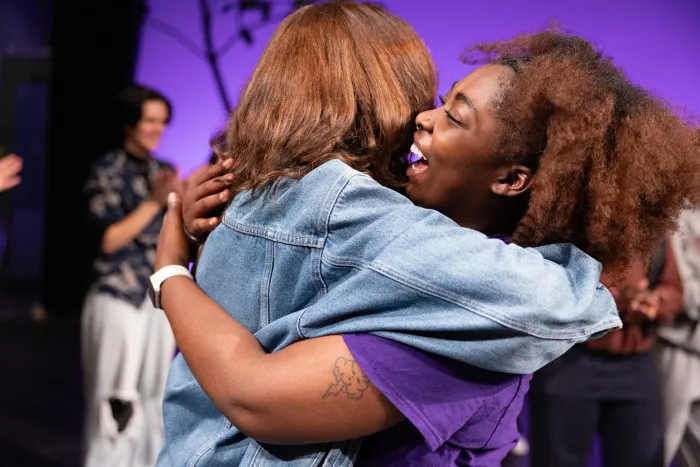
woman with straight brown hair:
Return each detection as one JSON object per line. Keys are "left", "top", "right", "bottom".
{"left": 153, "top": 4, "right": 622, "bottom": 467}
{"left": 208, "top": 1, "right": 435, "bottom": 196}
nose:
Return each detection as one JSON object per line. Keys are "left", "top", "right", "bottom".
{"left": 415, "top": 110, "right": 434, "bottom": 133}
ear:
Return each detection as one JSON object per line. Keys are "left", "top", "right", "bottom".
{"left": 490, "top": 165, "right": 532, "bottom": 197}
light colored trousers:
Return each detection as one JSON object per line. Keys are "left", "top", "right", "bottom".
{"left": 656, "top": 343, "right": 700, "bottom": 467}
{"left": 81, "top": 291, "right": 176, "bottom": 467}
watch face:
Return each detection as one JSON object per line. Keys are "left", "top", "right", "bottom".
{"left": 148, "top": 281, "right": 157, "bottom": 308}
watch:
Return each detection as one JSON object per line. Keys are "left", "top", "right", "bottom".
{"left": 149, "top": 265, "right": 193, "bottom": 309}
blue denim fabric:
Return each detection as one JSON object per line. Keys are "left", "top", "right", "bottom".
{"left": 157, "top": 159, "right": 621, "bottom": 467}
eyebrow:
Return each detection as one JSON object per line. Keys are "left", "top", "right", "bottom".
{"left": 455, "top": 93, "right": 477, "bottom": 113}
{"left": 447, "top": 82, "right": 478, "bottom": 119}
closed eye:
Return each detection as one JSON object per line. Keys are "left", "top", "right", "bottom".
{"left": 438, "top": 95, "right": 463, "bottom": 126}
{"left": 445, "top": 109, "right": 462, "bottom": 125}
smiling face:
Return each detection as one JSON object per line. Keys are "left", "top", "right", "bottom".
{"left": 123, "top": 99, "right": 169, "bottom": 157}
{"left": 406, "top": 63, "right": 532, "bottom": 234}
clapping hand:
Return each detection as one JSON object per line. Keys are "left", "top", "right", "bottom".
{"left": 0, "top": 154, "right": 22, "bottom": 192}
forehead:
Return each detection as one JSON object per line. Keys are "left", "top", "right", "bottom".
{"left": 451, "top": 64, "right": 510, "bottom": 108}
{"left": 141, "top": 99, "right": 168, "bottom": 119}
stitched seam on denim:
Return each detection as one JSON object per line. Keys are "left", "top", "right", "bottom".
{"left": 322, "top": 445, "right": 341, "bottom": 467}
{"left": 248, "top": 443, "right": 264, "bottom": 466}
{"left": 188, "top": 418, "right": 231, "bottom": 467}
{"left": 322, "top": 441, "right": 359, "bottom": 467}
{"left": 260, "top": 241, "right": 274, "bottom": 327}
{"left": 222, "top": 218, "right": 324, "bottom": 248}
{"left": 297, "top": 173, "right": 360, "bottom": 340}
{"left": 250, "top": 444, "right": 328, "bottom": 465}
{"left": 341, "top": 438, "right": 362, "bottom": 466}
{"left": 322, "top": 252, "right": 617, "bottom": 339}
{"left": 310, "top": 448, "right": 327, "bottom": 466}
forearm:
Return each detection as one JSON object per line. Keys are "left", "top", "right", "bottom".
{"left": 160, "top": 276, "right": 265, "bottom": 415}
{"left": 101, "top": 200, "right": 161, "bottom": 254}
{"left": 655, "top": 283, "right": 684, "bottom": 324}
{"left": 159, "top": 277, "right": 402, "bottom": 443}
{"left": 655, "top": 243, "right": 684, "bottom": 324}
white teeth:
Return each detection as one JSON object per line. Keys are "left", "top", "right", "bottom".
{"left": 411, "top": 162, "right": 420, "bottom": 171}
{"left": 411, "top": 144, "right": 426, "bottom": 161}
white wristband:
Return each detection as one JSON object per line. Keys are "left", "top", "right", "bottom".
{"left": 149, "top": 265, "right": 193, "bottom": 309}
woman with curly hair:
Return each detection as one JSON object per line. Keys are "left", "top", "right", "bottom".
{"left": 153, "top": 20, "right": 700, "bottom": 467}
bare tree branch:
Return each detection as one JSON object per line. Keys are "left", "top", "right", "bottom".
{"left": 146, "top": 0, "right": 316, "bottom": 115}
{"left": 216, "top": 12, "right": 290, "bottom": 57}
{"left": 200, "top": 0, "right": 233, "bottom": 112}
{"left": 145, "top": 17, "right": 205, "bottom": 59}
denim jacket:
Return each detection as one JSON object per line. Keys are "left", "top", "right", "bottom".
{"left": 157, "top": 159, "right": 621, "bottom": 467}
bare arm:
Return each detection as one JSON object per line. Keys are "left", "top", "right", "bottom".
{"left": 654, "top": 241, "right": 684, "bottom": 324}
{"left": 0, "top": 153, "right": 22, "bottom": 192}
{"left": 161, "top": 275, "right": 404, "bottom": 444}
{"left": 101, "top": 200, "right": 161, "bottom": 254}
{"left": 98, "top": 168, "right": 179, "bottom": 255}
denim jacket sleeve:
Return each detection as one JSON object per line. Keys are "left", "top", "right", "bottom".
{"left": 256, "top": 169, "right": 621, "bottom": 374}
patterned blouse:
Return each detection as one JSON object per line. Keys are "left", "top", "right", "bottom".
{"left": 84, "top": 149, "right": 172, "bottom": 307}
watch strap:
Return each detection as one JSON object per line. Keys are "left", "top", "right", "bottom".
{"left": 150, "top": 265, "right": 193, "bottom": 309}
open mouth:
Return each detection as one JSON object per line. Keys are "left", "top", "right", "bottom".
{"left": 406, "top": 143, "right": 428, "bottom": 175}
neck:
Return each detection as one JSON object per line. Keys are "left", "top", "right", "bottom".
{"left": 123, "top": 139, "right": 149, "bottom": 158}
{"left": 452, "top": 200, "right": 522, "bottom": 237}
{"left": 457, "top": 217, "right": 515, "bottom": 237}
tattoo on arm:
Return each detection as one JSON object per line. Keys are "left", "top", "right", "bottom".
{"left": 322, "top": 357, "right": 370, "bottom": 400}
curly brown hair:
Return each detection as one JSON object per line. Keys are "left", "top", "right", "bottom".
{"left": 463, "top": 29, "right": 700, "bottom": 280}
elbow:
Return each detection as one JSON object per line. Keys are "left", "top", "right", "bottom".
{"left": 100, "top": 228, "right": 122, "bottom": 255}
{"left": 220, "top": 404, "right": 280, "bottom": 444}
{"left": 217, "top": 393, "right": 292, "bottom": 444}
{"left": 100, "top": 238, "right": 119, "bottom": 255}
{"left": 227, "top": 411, "right": 268, "bottom": 442}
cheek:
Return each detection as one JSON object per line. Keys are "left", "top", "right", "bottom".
{"left": 144, "top": 127, "right": 165, "bottom": 143}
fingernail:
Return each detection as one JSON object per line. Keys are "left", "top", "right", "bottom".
{"left": 223, "top": 159, "right": 233, "bottom": 169}
{"left": 219, "top": 191, "right": 229, "bottom": 201}
{"left": 224, "top": 174, "right": 234, "bottom": 182}
{"left": 168, "top": 192, "right": 177, "bottom": 204}
{"left": 209, "top": 218, "right": 219, "bottom": 226}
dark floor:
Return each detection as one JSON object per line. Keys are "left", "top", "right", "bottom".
{"left": 0, "top": 293, "right": 83, "bottom": 467}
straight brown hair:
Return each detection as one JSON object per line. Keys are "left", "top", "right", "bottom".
{"left": 213, "top": 1, "right": 437, "bottom": 195}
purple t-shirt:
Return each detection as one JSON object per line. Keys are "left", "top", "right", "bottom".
{"left": 343, "top": 334, "right": 529, "bottom": 466}
{"left": 343, "top": 234, "right": 529, "bottom": 466}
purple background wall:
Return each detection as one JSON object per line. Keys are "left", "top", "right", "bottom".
{"left": 136, "top": 0, "right": 700, "bottom": 176}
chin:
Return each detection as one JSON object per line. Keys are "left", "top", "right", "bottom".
{"left": 404, "top": 184, "right": 423, "bottom": 206}
{"left": 144, "top": 142, "right": 161, "bottom": 152}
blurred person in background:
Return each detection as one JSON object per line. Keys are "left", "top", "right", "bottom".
{"left": 81, "top": 85, "right": 179, "bottom": 467}
{"left": 658, "top": 209, "right": 700, "bottom": 467}
{"left": 529, "top": 241, "right": 684, "bottom": 467}
{"left": 0, "top": 153, "right": 22, "bottom": 192}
